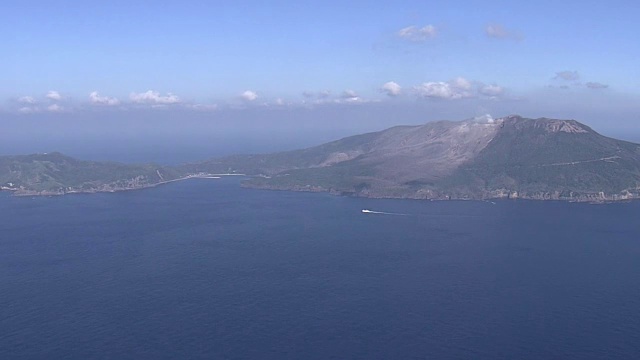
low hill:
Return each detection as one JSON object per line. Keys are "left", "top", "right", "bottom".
{"left": 0, "top": 152, "right": 183, "bottom": 195}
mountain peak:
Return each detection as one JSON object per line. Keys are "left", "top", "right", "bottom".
{"left": 221, "top": 115, "right": 640, "bottom": 202}
{"left": 498, "top": 115, "right": 590, "bottom": 134}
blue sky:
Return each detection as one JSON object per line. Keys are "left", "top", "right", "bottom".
{"left": 2, "top": 0, "right": 640, "bottom": 159}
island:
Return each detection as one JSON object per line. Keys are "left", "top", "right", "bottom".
{"left": 0, "top": 152, "right": 225, "bottom": 196}
{"left": 2, "top": 115, "right": 640, "bottom": 202}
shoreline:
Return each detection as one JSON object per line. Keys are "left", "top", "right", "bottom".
{"left": 241, "top": 183, "right": 640, "bottom": 204}
{"left": 3, "top": 175, "right": 638, "bottom": 204}
{"left": 3, "top": 174, "right": 240, "bottom": 197}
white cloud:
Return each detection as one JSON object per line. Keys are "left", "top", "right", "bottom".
{"left": 380, "top": 81, "right": 401, "bottom": 97}
{"left": 414, "top": 77, "right": 474, "bottom": 100}
{"left": 414, "top": 82, "right": 463, "bottom": 99}
{"left": 451, "top": 77, "right": 472, "bottom": 91}
{"left": 480, "top": 84, "right": 504, "bottom": 97}
{"left": 485, "top": 24, "right": 521, "bottom": 40}
{"left": 397, "top": 25, "right": 437, "bottom": 42}
{"left": 240, "top": 90, "right": 258, "bottom": 102}
{"left": 318, "top": 90, "right": 331, "bottom": 98}
{"left": 130, "top": 90, "right": 180, "bottom": 104}
{"left": 339, "top": 90, "right": 363, "bottom": 103}
{"left": 18, "top": 106, "right": 38, "bottom": 114}
{"left": 89, "top": 91, "right": 120, "bottom": 106}
{"left": 304, "top": 90, "right": 378, "bottom": 106}
{"left": 554, "top": 71, "right": 580, "bottom": 81}
{"left": 586, "top": 82, "right": 609, "bottom": 89}
{"left": 46, "top": 91, "right": 62, "bottom": 101}
{"left": 187, "top": 103, "right": 219, "bottom": 111}
{"left": 341, "top": 90, "right": 359, "bottom": 99}
{"left": 47, "top": 104, "right": 64, "bottom": 112}
{"left": 551, "top": 72, "right": 607, "bottom": 89}
{"left": 18, "top": 96, "right": 36, "bottom": 104}
{"left": 412, "top": 77, "right": 505, "bottom": 100}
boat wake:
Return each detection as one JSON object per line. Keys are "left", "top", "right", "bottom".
{"left": 361, "top": 209, "right": 409, "bottom": 216}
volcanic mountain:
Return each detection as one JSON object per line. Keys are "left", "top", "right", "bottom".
{"left": 186, "top": 115, "right": 640, "bottom": 201}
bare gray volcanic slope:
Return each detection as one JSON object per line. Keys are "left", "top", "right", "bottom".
{"left": 351, "top": 119, "right": 500, "bottom": 182}
{"left": 186, "top": 117, "right": 502, "bottom": 182}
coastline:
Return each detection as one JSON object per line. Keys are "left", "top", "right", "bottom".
{"left": 3, "top": 174, "right": 638, "bottom": 204}
{"left": 241, "top": 182, "right": 640, "bottom": 204}
{"left": 2, "top": 173, "right": 236, "bottom": 197}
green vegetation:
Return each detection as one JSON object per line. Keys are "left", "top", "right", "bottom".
{"left": 0, "top": 152, "right": 182, "bottom": 194}
{"left": 444, "top": 118, "right": 640, "bottom": 197}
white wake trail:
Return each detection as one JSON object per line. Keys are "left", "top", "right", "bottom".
{"left": 361, "top": 209, "right": 409, "bottom": 216}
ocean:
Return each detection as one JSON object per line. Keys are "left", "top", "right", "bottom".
{"left": 1, "top": 177, "right": 640, "bottom": 359}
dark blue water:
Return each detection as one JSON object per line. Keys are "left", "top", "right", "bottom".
{"left": 1, "top": 178, "right": 640, "bottom": 359}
